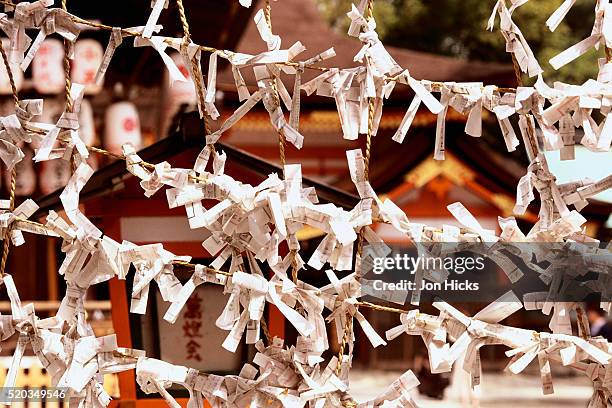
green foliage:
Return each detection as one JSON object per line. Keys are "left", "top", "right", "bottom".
{"left": 316, "top": 0, "right": 602, "bottom": 84}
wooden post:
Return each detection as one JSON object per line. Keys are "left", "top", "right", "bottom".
{"left": 46, "top": 238, "right": 58, "bottom": 301}
{"left": 267, "top": 304, "right": 285, "bottom": 339}
{"left": 104, "top": 218, "right": 138, "bottom": 403}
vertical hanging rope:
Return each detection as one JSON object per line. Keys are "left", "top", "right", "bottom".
{"left": 262, "top": 0, "right": 298, "bottom": 284}
{"left": 0, "top": 40, "right": 18, "bottom": 278}
{"left": 0, "top": 44, "right": 18, "bottom": 109}
{"left": 238, "top": 260, "right": 273, "bottom": 345}
{"left": 356, "top": 80, "right": 375, "bottom": 259}
{"left": 335, "top": 316, "right": 353, "bottom": 376}
{"left": 176, "top": 0, "right": 214, "bottom": 150}
{"left": 511, "top": 51, "right": 540, "bottom": 159}
{"left": 510, "top": 54, "right": 523, "bottom": 87}
{"left": 264, "top": 0, "right": 272, "bottom": 31}
{"left": 363, "top": 101, "right": 374, "bottom": 179}
{"left": 260, "top": 314, "right": 273, "bottom": 345}
{"left": 265, "top": 0, "right": 287, "bottom": 169}
{"left": 61, "top": 0, "right": 73, "bottom": 113}
{"left": 336, "top": 0, "right": 376, "bottom": 380}
{"left": 277, "top": 124, "right": 287, "bottom": 169}
{"left": 263, "top": 0, "right": 288, "bottom": 171}
{"left": 358, "top": 0, "right": 376, "bottom": 254}
{"left": 61, "top": 0, "right": 78, "bottom": 173}
{"left": 176, "top": 0, "right": 192, "bottom": 44}
{"left": 0, "top": 168, "right": 16, "bottom": 278}
{"left": 502, "top": 1, "right": 539, "bottom": 162}
{"left": 363, "top": 0, "right": 375, "bottom": 181}
{"left": 575, "top": 306, "right": 590, "bottom": 340}
{"left": 366, "top": 0, "right": 374, "bottom": 23}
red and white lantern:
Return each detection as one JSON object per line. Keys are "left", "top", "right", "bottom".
{"left": 32, "top": 38, "right": 65, "bottom": 94}
{"left": 160, "top": 52, "right": 197, "bottom": 136}
{"left": 39, "top": 159, "right": 71, "bottom": 195}
{"left": 37, "top": 98, "right": 68, "bottom": 195}
{"left": 79, "top": 99, "right": 96, "bottom": 146}
{"left": 104, "top": 101, "right": 142, "bottom": 155}
{"left": 72, "top": 39, "right": 104, "bottom": 95}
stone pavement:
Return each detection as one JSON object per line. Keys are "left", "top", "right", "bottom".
{"left": 349, "top": 369, "right": 595, "bottom": 407}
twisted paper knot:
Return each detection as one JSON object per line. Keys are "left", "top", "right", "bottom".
{"left": 0, "top": 198, "right": 38, "bottom": 247}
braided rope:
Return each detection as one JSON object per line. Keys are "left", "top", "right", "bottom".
{"left": 354, "top": 94, "right": 375, "bottom": 266}
{"left": 278, "top": 123, "right": 286, "bottom": 169}
{"left": 366, "top": 0, "right": 374, "bottom": 20}
{"left": 27, "top": 120, "right": 210, "bottom": 182}
{"left": 335, "top": 316, "right": 353, "bottom": 376}
{"left": 61, "top": 0, "right": 73, "bottom": 113}
{"left": 60, "top": 0, "right": 78, "bottom": 172}
{"left": 236, "top": 260, "right": 273, "bottom": 345}
{"left": 510, "top": 50, "right": 542, "bottom": 162}
{"left": 176, "top": 0, "right": 191, "bottom": 43}
{"left": 575, "top": 306, "right": 589, "bottom": 340}
{"left": 176, "top": 0, "right": 215, "bottom": 152}
{"left": 0, "top": 41, "right": 18, "bottom": 108}
{"left": 507, "top": 24, "right": 541, "bottom": 160}
{"left": 0, "top": 36, "right": 18, "bottom": 278}
{"left": 364, "top": 95, "right": 374, "bottom": 183}
{"left": 262, "top": 0, "right": 287, "bottom": 171}
{"left": 264, "top": 0, "right": 272, "bottom": 31}
{"left": 290, "top": 249, "right": 300, "bottom": 283}
{"left": 261, "top": 0, "right": 299, "bottom": 285}
{"left": 260, "top": 315, "right": 274, "bottom": 345}
{"left": 263, "top": 1, "right": 286, "bottom": 168}
{"left": 0, "top": 168, "right": 16, "bottom": 277}
{"left": 510, "top": 54, "right": 523, "bottom": 88}
{"left": 336, "top": 0, "right": 377, "bottom": 377}
{"left": 357, "top": 301, "right": 408, "bottom": 314}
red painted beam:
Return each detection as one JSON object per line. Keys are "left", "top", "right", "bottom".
{"left": 103, "top": 218, "right": 137, "bottom": 402}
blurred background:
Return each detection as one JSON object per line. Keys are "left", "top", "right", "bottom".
{"left": 0, "top": 0, "right": 610, "bottom": 406}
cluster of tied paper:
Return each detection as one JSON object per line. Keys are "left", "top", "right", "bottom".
{"left": 0, "top": 0, "right": 610, "bottom": 406}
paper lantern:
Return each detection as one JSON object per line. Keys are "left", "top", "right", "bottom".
{"left": 72, "top": 39, "right": 104, "bottom": 95}
{"left": 160, "top": 52, "right": 197, "bottom": 136}
{"left": 104, "top": 101, "right": 142, "bottom": 155}
{"left": 32, "top": 38, "right": 65, "bottom": 94}
{"left": 79, "top": 98, "right": 96, "bottom": 146}
{"left": 39, "top": 159, "right": 71, "bottom": 195}
{"left": 37, "top": 98, "right": 67, "bottom": 194}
